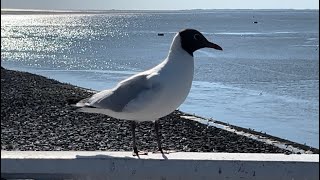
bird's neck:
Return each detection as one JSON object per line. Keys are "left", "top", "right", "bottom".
{"left": 167, "top": 34, "right": 194, "bottom": 62}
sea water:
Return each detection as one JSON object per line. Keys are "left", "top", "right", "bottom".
{"left": 1, "top": 10, "right": 319, "bottom": 148}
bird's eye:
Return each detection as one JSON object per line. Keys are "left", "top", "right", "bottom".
{"left": 194, "top": 34, "right": 201, "bottom": 40}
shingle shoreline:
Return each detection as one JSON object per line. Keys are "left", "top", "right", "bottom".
{"left": 1, "top": 67, "right": 318, "bottom": 154}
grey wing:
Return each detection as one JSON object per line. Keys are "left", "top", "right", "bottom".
{"left": 79, "top": 74, "right": 153, "bottom": 112}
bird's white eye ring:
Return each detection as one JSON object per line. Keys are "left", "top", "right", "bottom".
{"left": 194, "top": 34, "right": 201, "bottom": 40}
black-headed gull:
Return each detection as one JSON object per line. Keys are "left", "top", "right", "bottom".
{"left": 76, "top": 29, "right": 222, "bottom": 156}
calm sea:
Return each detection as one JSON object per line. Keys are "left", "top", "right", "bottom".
{"left": 1, "top": 10, "right": 319, "bottom": 148}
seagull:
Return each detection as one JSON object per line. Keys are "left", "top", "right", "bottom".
{"left": 75, "top": 29, "right": 223, "bottom": 156}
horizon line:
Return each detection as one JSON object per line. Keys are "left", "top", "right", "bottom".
{"left": 1, "top": 8, "right": 319, "bottom": 12}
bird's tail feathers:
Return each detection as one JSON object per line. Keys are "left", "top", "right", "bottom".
{"left": 72, "top": 97, "right": 90, "bottom": 107}
{"left": 76, "top": 107, "right": 109, "bottom": 115}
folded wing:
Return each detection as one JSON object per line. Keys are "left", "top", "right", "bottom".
{"left": 76, "top": 73, "right": 157, "bottom": 112}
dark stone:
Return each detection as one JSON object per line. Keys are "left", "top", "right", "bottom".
{"left": 1, "top": 68, "right": 318, "bottom": 154}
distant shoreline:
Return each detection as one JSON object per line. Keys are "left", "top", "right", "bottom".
{"left": 1, "top": 8, "right": 318, "bottom": 15}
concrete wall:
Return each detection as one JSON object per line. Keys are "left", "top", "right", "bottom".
{"left": 1, "top": 151, "right": 319, "bottom": 180}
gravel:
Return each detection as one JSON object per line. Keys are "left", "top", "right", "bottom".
{"left": 1, "top": 67, "right": 316, "bottom": 154}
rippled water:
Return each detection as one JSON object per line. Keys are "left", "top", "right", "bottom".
{"left": 1, "top": 10, "right": 319, "bottom": 148}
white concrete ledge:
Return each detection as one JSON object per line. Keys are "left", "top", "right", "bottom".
{"left": 1, "top": 151, "right": 319, "bottom": 180}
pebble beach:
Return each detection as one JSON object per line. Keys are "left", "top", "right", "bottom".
{"left": 1, "top": 67, "right": 318, "bottom": 154}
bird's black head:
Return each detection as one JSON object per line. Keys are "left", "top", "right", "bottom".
{"left": 179, "top": 29, "right": 223, "bottom": 56}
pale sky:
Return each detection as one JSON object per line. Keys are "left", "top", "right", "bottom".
{"left": 1, "top": 0, "right": 319, "bottom": 10}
